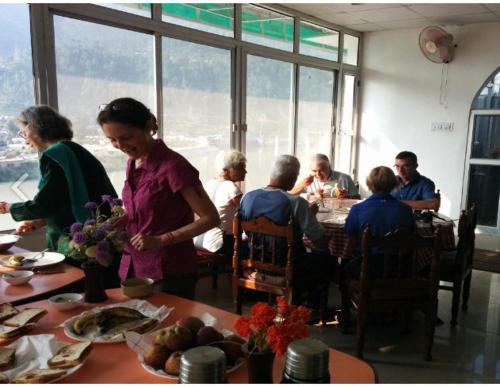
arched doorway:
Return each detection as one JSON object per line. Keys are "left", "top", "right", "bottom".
{"left": 463, "top": 67, "right": 500, "bottom": 234}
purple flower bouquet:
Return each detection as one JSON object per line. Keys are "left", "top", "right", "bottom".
{"left": 67, "top": 196, "right": 128, "bottom": 267}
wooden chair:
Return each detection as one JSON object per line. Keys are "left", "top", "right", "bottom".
{"left": 340, "top": 227, "right": 442, "bottom": 360}
{"left": 196, "top": 249, "right": 228, "bottom": 289}
{"left": 439, "top": 204, "right": 476, "bottom": 326}
{"left": 232, "top": 214, "right": 329, "bottom": 322}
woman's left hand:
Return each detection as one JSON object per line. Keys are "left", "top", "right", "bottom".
{"left": 130, "top": 233, "right": 163, "bottom": 251}
{"left": 0, "top": 202, "right": 10, "bottom": 214}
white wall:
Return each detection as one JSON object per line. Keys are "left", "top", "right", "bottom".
{"left": 358, "top": 21, "right": 500, "bottom": 219}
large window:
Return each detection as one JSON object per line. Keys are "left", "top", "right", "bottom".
{"left": 296, "top": 66, "right": 334, "bottom": 174}
{"left": 0, "top": 4, "right": 37, "bottom": 230}
{"left": 245, "top": 55, "right": 294, "bottom": 189}
{"left": 299, "top": 21, "right": 339, "bottom": 62}
{"left": 54, "top": 16, "right": 155, "bottom": 195}
{"left": 98, "top": 3, "right": 152, "bottom": 18}
{"left": 162, "top": 37, "right": 231, "bottom": 183}
{"left": 336, "top": 73, "right": 357, "bottom": 175}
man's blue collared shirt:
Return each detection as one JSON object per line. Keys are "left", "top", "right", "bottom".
{"left": 345, "top": 193, "right": 415, "bottom": 251}
{"left": 391, "top": 172, "right": 435, "bottom": 201}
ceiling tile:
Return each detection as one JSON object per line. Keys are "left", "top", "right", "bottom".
{"left": 352, "top": 7, "right": 424, "bottom": 23}
{"left": 408, "top": 4, "right": 491, "bottom": 17}
{"left": 317, "top": 12, "right": 366, "bottom": 25}
{"left": 433, "top": 12, "right": 500, "bottom": 25}
{"left": 376, "top": 19, "right": 433, "bottom": 30}
{"left": 283, "top": 3, "right": 399, "bottom": 13}
{"left": 345, "top": 22, "right": 385, "bottom": 32}
{"left": 484, "top": 4, "right": 500, "bottom": 12}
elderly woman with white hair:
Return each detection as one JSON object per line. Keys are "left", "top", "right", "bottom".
{"left": 194, "top": 149, "right": 247, "bottom": 254}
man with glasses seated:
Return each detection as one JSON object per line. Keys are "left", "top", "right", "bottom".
{"left": 391, "top": 151, "right": 439, "bottom": 211}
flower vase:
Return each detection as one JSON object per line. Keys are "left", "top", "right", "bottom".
{"left": 82, "top": 262, "right": 108, "bottom": 303}
{"left": 242, "top": 343, "right": 275, "bottom": 384}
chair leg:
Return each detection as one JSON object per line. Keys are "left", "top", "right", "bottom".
{"left": 450, "top": 279, "right": 462, "bottom": 327}
{"left": 424, "top": 302, "right": 437, "bottom": 361}
{"left": 356, "top": 301, "right": 367, "bottom": 359}
{"left": 232, "top": 277, "right": 242, "bottom": 315}
{"left": 340, "top": 283, "right": 351, "bottom": 334}
{"left": 319, "top": 286, "right": 329, "bottom": 327}
{"left": 461, "top": 272, "right": 472, "bottom": 311}
{"left": 211, "top": 264, "right": 219, "bottom": 289}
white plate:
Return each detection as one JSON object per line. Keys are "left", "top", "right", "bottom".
{"left": 0, "top": 251, "right": 65, "bottom": 269}
{"left": 1, "top": 334, "right": 90, "bottom": 384}
{"left": 63, "top": 300, "right": 170, "bottom": 343}
{"left": 139, "top": 354, "right": 245, "bottom": 380}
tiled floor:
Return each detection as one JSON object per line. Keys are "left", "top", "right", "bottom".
{"left": 194, "top": 269, "right": 500, "bottom": 383}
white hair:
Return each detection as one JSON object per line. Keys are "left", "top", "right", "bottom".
{"left": 214, "top": 149, "right": 246, "bottom": 174}
{"left": 310, "top": 153, "right": 331, "bottom": 169}
{"left": 270, "top": 155, "right": 300, "bottom": 181}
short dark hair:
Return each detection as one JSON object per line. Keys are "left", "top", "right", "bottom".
{"left": 366, "top": 166, "right": 399, "bottom": 193}
{"left": 395, "top": 151, "right": 418, "bottom": 165}
{"left": 97, "top": 97, "right": 156, "bottom": 133}
{"left": 17, "top": 105, "right": 73, "bottom": 141}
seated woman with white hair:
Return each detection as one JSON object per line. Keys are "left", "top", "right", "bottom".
{"left": 194, "top": 149, "right": 247, "bottom": 256}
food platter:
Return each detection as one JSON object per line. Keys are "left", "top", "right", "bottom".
{"left": 0, "top": 251, "right": 65, "bottom": 269}
{"left": 1, "top": 334, "right": 90, "bottom": 384}
{"left": 62, "top": 300, "right": 172, "bottom": 343}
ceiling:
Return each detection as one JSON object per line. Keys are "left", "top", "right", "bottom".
{"left": 283, "top": 3, "right": 500, "bottom": 32}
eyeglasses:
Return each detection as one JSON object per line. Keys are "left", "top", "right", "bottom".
{"left": 98, "top": 100, "right": 134, "bottom": 112}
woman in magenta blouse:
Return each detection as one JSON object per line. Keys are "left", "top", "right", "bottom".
{"left": 97, "top": 98, "right": 220, "bottom": 299}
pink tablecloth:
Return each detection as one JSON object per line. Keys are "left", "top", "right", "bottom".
{"left": 305, "top": 211, "right": 456, "bottom": 271}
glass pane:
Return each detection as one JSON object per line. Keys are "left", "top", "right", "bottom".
{"left": 296, "top": 66, "right": 334, "bottom": 173}
{"left": 471, "top": 115, "right": 500, "bottom": 159}
{"left": 0, "top": 4, "right": 37, "bottom": 230}
{"left": 161, "top": 3, "right": 234, "bottom": 38}
{"left": 242, "top": 5, "right": 293, "bottom": 52}
{"left": 97, "top": 3, "right": 152, "bottom": 18}
{"left": 336, "top": 74, "right": 356, "bottom": 174}
{"left": 299, "top": 21, "right": 339, "bottom": 62}
{"left": 467, "top": 165, "right": 500, "bottom": 227}
{"left": 336, "top": 135, "right": 352, "bottom": 175}
{"left": 246, "top": 55, "right": 294, "bottom": 189}
{"left": 472, "top": 70, "right": 500, "bottom": 109}
{"left": 54, "top": 16, "right": 155, "bottom": 194}
{"left": 343, "top": 34, "right": 359, "bottom": 66}
{"left": 341, "top": 74, "right": 356, "bottom": 135}
{"left": 162, "top": 37, "right": 231, "bottom": 183}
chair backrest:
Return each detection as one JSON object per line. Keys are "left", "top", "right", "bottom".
{"left": 434, "top": 189, "right": 441, "bottom": 212}
{"left": 232, "top": 213, "right": 294, "bottom": 285}
{"left": 360, "top": 227, "right": 442, "bottom": 299}
{"left": 456, "top": 203, "right": 477, "bottom": 269}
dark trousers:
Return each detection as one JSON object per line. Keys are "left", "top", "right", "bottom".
{"left": 153, "top": 274, "right": 198, "bottom": 300}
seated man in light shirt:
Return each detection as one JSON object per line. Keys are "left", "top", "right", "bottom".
{"left": 391, "top": 151, "right": 439, "bottom": 211}
{"left": 239, "top": 155, "right": 334, "bottom": 281}
{"left": 289, "top": 153, "right": 357, "bottom": 198}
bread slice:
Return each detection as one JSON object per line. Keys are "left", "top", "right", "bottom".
{"left": 48, "top": 341, "right": 92, "bottom": 369}
{"left": 12, "top": 368, "right": 67, "bottom": 384}
{"left": 0, "top": 323, "right": 36, "bottom": 343}
{"left": 0, "top": 348, "right": 15, "bottom": 371}
{"left": 0, "top": 372, "right": 9, "bottom": 384}
{"left": 3, "top": 308, "right": 47, "bottom": 327}
{"left": 0, "top": 303, "right": 18, "bottom": 323}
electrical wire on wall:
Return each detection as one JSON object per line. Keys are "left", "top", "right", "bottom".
{"left": 440, "top": 62, "right": 449, "bottom": 108}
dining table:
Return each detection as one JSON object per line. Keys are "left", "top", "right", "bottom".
{"left": 5, "top": 289, "right": 377, "bottom": 383}
{"left": 0, "top": 247, "right": 84, "bottom": 306}
{"left": 306, "top": 198, "right": 456, "bottom": 271}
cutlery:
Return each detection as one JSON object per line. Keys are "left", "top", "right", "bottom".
{"left": 23, "top": 248, "right": 49, "bottom": 263}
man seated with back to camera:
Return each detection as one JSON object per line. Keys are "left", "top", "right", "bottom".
{"left": 391, "top": 151, "right": 439, "bottom": 211}
{"left": 343, "top": 166, "right": 416, "bottom": 280}
{"left": 239, "top": 155, "right": 335, "bottom": 306}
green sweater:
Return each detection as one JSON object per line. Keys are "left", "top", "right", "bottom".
{"left": 10, "top": 141, "right": 117, "bottom": 252}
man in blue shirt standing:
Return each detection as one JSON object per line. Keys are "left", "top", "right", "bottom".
{"left": 391, "top": 151, "right": 439, "bottom": 211}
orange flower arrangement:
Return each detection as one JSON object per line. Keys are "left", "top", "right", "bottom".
{"left": 234, "top": 297, "right": 311, "bottom": 356}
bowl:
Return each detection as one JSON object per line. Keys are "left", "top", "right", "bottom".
{"left": 0, "top": 234, "right": 21, "bottom": 252}
{"left": 1, "top": 270, "right": 34, "bottom": 285}
{"left": 48, "top": 293, "right": 84, "bottom": 311}
{"left": 121, "top": 277, "right": 154, "bottom": 298}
